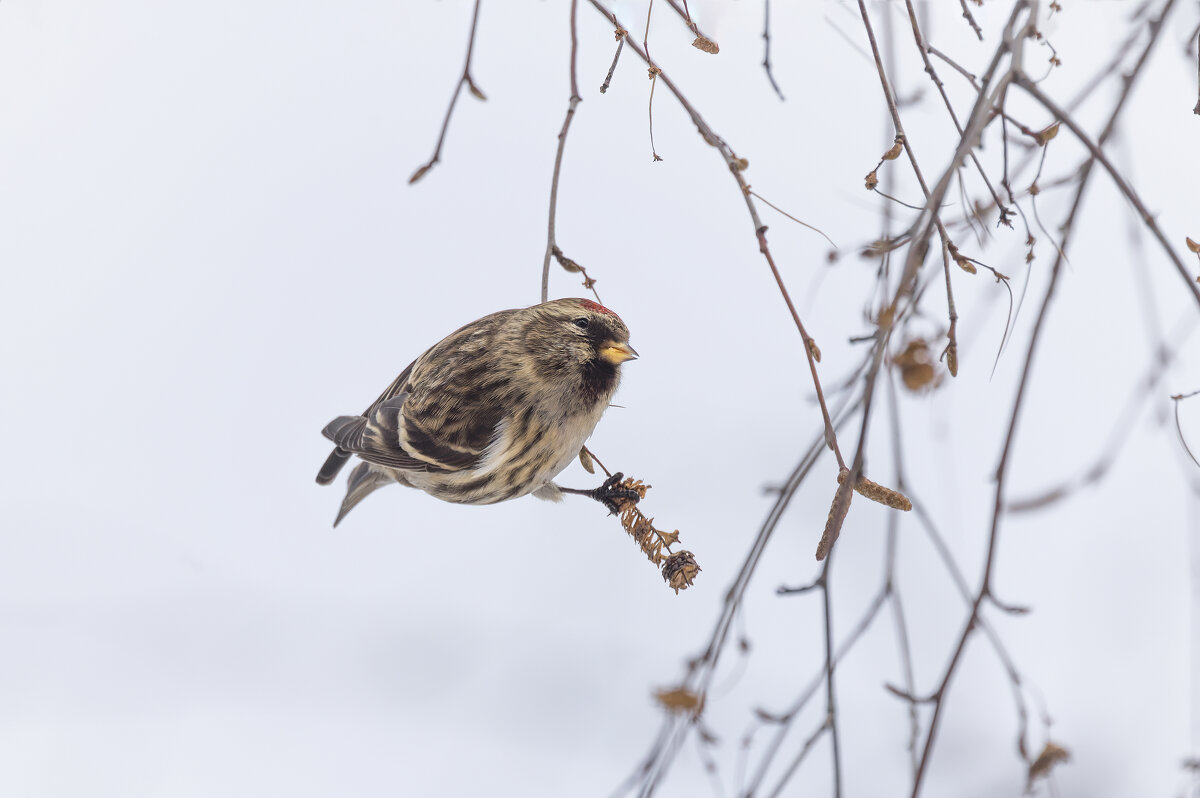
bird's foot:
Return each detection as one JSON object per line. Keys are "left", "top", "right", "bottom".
{"left": 561, "top": 472, "right": 642, "bottom": 515}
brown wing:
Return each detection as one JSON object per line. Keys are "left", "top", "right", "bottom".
{"left": 316, "top": 307, "right": 522, "bottom": 483}
{"left": 316, "top": 360, "right": 418, "bottom": 484}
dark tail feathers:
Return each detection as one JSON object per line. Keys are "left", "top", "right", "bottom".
{"left": 316, "top": 415, "right": 368, "bottom": 484}
{"left": 333, "top": 461, "right": 393, "bottom": 527}
{"left": 316, "top": 447, "right": 351, "bottom": 485}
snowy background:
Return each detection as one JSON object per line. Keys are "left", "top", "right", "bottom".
{"left": 1, "top": 1, "right": 1198, "bottom": 796}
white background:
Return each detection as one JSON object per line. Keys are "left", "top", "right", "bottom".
{"left": 1, "top": 1, "right": 1198, "bottom": 796}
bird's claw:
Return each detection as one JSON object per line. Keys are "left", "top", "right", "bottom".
{"left": 590, "top": 472, "right": 641, "bottom": 515}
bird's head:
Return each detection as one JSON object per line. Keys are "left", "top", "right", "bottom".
{"left": 538, "top": 297, "right": 636, "bottom": 364}
{"left": 522, "top": 298, "right": 637, "bottom": 397}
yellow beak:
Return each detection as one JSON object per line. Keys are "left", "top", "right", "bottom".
{"left": 599, "top": 341, "right": 639, "bottom": 365}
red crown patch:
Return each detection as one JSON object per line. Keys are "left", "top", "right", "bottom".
{"left": 579, "top": 299, "right": 619, "bottom": 317}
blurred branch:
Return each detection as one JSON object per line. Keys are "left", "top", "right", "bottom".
{"left": 1009, "top": 318, "right": 1198, "bottom": 511}
{"left": 1194, "top": 25, "right": 1200, "bottom": 114}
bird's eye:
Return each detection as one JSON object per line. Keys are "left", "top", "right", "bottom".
{"left": 573, "top": 317, "right": 590, "bottom": 330}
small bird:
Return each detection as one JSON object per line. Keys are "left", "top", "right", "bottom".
{"left": 316, "top": 298, "right": 640, "bottom": 526}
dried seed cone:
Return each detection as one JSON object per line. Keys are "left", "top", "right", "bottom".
{"left": 816, "top": 474, "right": 854, "bottom": 561}
{"left": 613, "top": 478, "right": 697, "bottom": 591}
{"left": 856, "top": 477, "right": 912, "bottom": 511}
{"left": 836, "top": 468, "right": 912, "bottom": 511}
{"left": 662, "top": 550, "right": 700, "bottom": 593}
{"left": 655, "top": 687, "right": 704, "bottom": 713}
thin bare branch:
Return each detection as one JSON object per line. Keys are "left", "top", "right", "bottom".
{"left": 762, "top": 0, "right": 786, "bottom": 100}
{"left": 748, "top": 190, "right": 837, "bottom": 248}
{"left": 958, "top": 0, "right": 983, "bottom": 40}
{"left": 409, "top": 0, "right": 486, "bottom": 184}
{"left": 600, "top": 26, "right": 628, "bottom": 94}
{"left": 542, "top": 0, "right": 594, "bottom": 304}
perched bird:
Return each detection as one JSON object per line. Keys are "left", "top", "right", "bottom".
{"left": 316, "top": 298, "right": 639, "bottom": 526}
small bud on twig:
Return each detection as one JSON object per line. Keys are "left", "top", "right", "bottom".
{"left": 1027, "top": 742, "right": 1070, "bottom": 789}
{"left": 408, "top": 164, "right": 432, "bottom": 184}
{"left": 1034, "top": 122, "right": 1060, "bottom": 146}
{"left": 944, "top": 342, "right": 959, "bottom": 377}
{"left": 882, "top": 136, "right": 904, "bottom": 161}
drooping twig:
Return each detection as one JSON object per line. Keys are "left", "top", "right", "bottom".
{"left": 1173, "top": 390, "right": 1200, "bottom": 470}
{"left": 644, "top": 1, "right": 665, "bottom": 161}
{"left": 409, "top": 0, "right": 486, "bottom": 184}
{"left": 748, "top": 190, "right": 837, "bottom": 248}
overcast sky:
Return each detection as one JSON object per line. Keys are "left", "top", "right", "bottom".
{"left": 2, "top": 1, "right": 1198, "bottom": 796}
